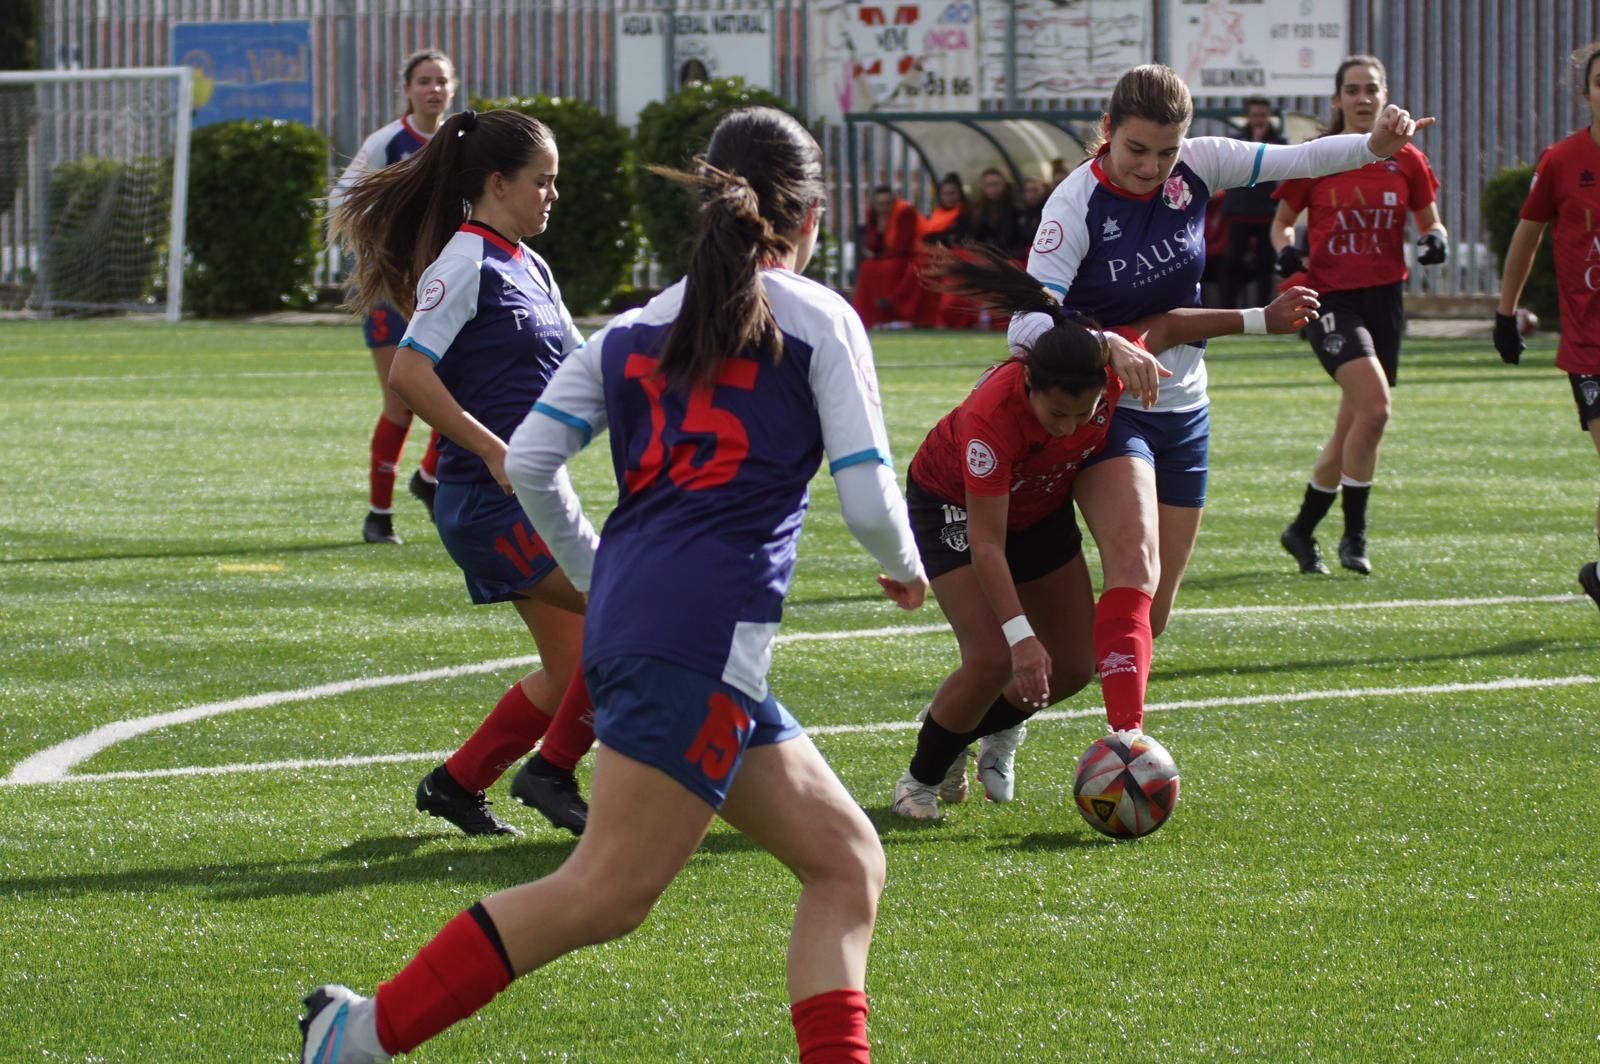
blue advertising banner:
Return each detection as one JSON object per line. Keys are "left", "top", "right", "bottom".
{"left": 172, "top": 21, "right": 314, "bottom": 128}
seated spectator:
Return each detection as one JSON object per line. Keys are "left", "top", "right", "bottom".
{"left": 852, "top": 185, "right": 922, "bottom": 328}
{"left": 947, "top": 168, "right": 1022, "bottom": 329}
{"left": 1221, "top": 96, "right": 1286, "bottom": 307}
{"left": 1016, "top": 176, "right": 1048, "bottom": 257}
{"left": 914, "top": 172, "right": 971, "bottom": 327}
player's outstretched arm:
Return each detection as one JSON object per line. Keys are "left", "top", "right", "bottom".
{"left": 835, "top": 463, "right": 927, "bottom": 611}
{"left": 1128, "top": 286, "right": 1319, "bottom": 353}
{"left": 390, "top": 348, "right": 513, "bottom": 491}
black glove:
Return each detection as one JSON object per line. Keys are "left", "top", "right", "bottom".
{"left": 1416, "top": 231, "right": 1448, "bottom": 266}
{"left": 1493, "top": 312, "right": 1524, "bottom": 365}
{"left": 1275, "top": 245, "right": 1305, "bottom": 277}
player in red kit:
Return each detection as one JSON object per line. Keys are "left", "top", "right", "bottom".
{"left": 891, "top": 246, "right": 1319, "bottom": 819}
{"left": 1272, "top": 55, "right": 1446, "bottom": 577}
{"left": 1496, "top": 41, "right": 1600, "bottom": 612}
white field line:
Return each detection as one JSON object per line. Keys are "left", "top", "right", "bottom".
{"left": 16, "top": 672, "right": 1597, "bottom": 788}
{"left": 0, "top": 593, "right": 1587, "bottom": 787}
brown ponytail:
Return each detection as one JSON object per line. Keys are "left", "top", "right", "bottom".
{"left": 646, "top": 106, "right": 824, "bottom": 390}
{"left": 924, "top": 243, "right": 1108, "bottom": 396}
{"left": 330, "top": 109, "right": 554, "bottom": 314}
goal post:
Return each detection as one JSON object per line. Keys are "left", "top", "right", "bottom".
{"left": 0, "top": 66, "right": 192, "bottom": 321}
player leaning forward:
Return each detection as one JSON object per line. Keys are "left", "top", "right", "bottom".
{"left": 1004, "top": 64, "right": 1432, "bottom": 752}
{"left": 299, "top": 106, "right": 928, "bottom": 1063}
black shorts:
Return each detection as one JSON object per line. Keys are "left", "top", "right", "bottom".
{"left": 1571, "top": 374, "right": 1600, "bottom": 430}
{"left": 906, "top": 476, "right": 1082, "bottom": 584}
{"left": 1304, "top": 282, "right": 1405, "bottom": 385}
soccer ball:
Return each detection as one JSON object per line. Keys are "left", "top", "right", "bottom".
{"left": 1516, "top": 307, "right": 1539, "bottom": 337}
{"left": 1073, "top": 732, "right": 1180, "bottom": 839}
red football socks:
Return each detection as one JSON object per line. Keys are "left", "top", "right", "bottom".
{"left": 419, "top": 429, "right": 441, "bottom": 480}
{"left": 369, "top": 415, "right": 410, "bottom": 511}
{"left": 374, "top": 905, "right": 514, "bottom": 1055}
{"left": 537, "top": 673, "right": 596, "bottom": 773}
{"left": 444, "top": 682, "right": 552, "bottom": 793}
{"left": 791, "top": 988, "right": 871, "bottom": 1064}
{"left": 1094, "top": 586, "right": 1153, "bottom": 732}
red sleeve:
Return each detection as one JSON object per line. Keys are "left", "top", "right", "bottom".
{"left": 957, "top": 387, "right": 1021, "bottom": 499}
{"left": 1404, "top": 146, "right": 1440, "bottom": 209}
{"left": 1272, "top": 176, "right": 1310, "bottom": 212}
{"left": 1521, "top": 146, "right": 1558, "bottom": 223}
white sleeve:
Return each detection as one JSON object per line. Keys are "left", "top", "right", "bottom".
{"left": 1183, "top": 134, "right": 1381, "bottom": 191}
{"left": 1008, "top": 178, "right": 1090, "bottom": 355}
{"left": 809, "top": 307, "right": 922, "bottom": 583}
{"left": 397, "top": 254, "right": 480, "bottom": 363}
{"left": 505, "top": 336, "right": 610, "bottom": 592}
{"left": 328, "top": 129, "right": 383, "bottom": 211}
{"left": 835, "top": 462, "right": 924, "bottom": 584}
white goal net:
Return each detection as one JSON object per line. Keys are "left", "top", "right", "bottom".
{"left": 0, "top": 67, "right": 192, "bottom": 320}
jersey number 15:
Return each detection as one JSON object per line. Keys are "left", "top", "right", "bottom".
{"left": 623, "top": 354, "right": 758, "bottom": 492}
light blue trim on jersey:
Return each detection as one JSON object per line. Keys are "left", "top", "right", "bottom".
{"left": 398, "top": 337, "right": 443, "bottom": 364}
{"left": 828, "top": 448, "right": 890, "bottom": 475}
{"left": 1246, "top": 143, "right": 1265, "bottom": 188}
{"left": 1042, "top": 281, "right": 1069, "bottom": 299}
{"left": 533, "top": 401, "right": 593, "bottom": 447}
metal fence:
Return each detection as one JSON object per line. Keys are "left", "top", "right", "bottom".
{"left": 30, "top": 0, "right": 1600, "bottom": 299}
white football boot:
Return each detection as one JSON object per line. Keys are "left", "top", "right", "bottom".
{"left": 890, "top": 771, "right": 942, "bottom": 821}
{"left": 300, "top": 984, "right": 391, "bottom": 1064}
{"left": 977, "top": 721, "right": 1028, "bottom": 803}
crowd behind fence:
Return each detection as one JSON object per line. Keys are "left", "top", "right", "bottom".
{"left": 25, "top": 0, "right": 1600, "bottom": 302}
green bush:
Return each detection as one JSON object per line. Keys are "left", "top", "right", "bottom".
{"left": 1482, "top": 163, "right": 1559, "bottom": 326}
{"left": 46, "top": 155, "right": 170, "bottom": 307}
{"left": 186, "top": 119, "right": 328, "bottom": 315}
{"left": 633, "top": 77, "right": 799, "bottom": 279}
{"left": 0, "top": 0, "right": 40, "bottom": 213}
{"left": 475, "top": 93, "right": 637, "bottom": 314}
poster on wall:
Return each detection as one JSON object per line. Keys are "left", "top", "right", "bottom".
{"left": 614, "top": 2, "right": 775, "bottom": 128}
{"left": 809, "top": 1, "right": 982, "bottom": 124}
{"left": 981, "top": 0, "right": 1150, "bottom": 101}
{"left": 1168, "top": 0, "right": 1347, "bottom": 97}
{"left": 171, "top": 20, "right": 313, "bottom": 128}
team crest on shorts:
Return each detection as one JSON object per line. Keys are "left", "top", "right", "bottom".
{"left": 1162, "top": 173, "right": 1192, "bottom": 211}
{"left": 939, "top": 520, "right": 970, "bottom": 553}
{"left": 1582, "top": 379, "right": 1600, "bottom": 407}
{"left": 966, "top": 439, "right": 998, "bottom": 478}
{"left": 1321, "top": 332, "right": 1346, "bottom": 356}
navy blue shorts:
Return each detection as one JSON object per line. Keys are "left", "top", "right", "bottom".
{"left": 1082, "top": 405, "right": 1210, "bottom": 508}
{"left": 363, "top": 304, "right": 407, "bottom": 348}
{"left": 587, "top": 655, "right": 804, "bottom": 810}
{"left": 434, "top": 481, "right": 558, "bottom": 604}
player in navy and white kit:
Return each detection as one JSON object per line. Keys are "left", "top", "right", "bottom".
{"left": 1007, "top": 64, "right": 1431, "bottom": 764}
{"left": 300, "top": 107, "right": 927, "bottom": 1064}
{"left": 1495, "top": 41, "right": 1600, "bottom": 612}
{"left": 331, "top": 49, "right": 454, "bottom": 545}
{"left": 890, "top": 247, "right": 1318, "bottom": 820}
{"left": 1273, "top": 56, "right": 1446, "bottom": 577}
{"left": 327, "top": 109, "right": 597, "bottom": 842}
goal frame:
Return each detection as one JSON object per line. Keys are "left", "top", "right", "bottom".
{"left": 0, "top": 65, "right": 193, "bottom": 321}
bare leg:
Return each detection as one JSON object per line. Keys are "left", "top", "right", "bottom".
{"left": 923, "top": 565, "right": 1013, "bottom": 733}
{"left": 1151, "top": 503, "right": 1203, "bottom": 639}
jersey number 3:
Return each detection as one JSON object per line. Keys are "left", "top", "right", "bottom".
{"left": 623, "top": 354, "right": 758, "bottom": 492}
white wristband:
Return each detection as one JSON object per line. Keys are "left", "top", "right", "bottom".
{"left": 1001, "top": 615, "right": 1035, "bottom": 647}
{"left": 1241, "top": 307, "right": 1267, "bottom": 335}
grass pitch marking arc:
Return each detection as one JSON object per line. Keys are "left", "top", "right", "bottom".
{"left": 2, "top": 593, "right": 1586, "bottom": 788}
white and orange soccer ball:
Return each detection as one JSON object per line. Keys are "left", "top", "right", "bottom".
{"left": 1073, "top": 731, "right": 1180, "bottom": 839}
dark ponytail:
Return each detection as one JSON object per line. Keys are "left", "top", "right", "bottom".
{"left": 924, "top": 243, "right": 1109, "bottom": 396}
{"left": 330, "top": 109, "right": 554, "bottom": 314}
{"left": 646, "top": 106, "right": 824, "bottom": 390}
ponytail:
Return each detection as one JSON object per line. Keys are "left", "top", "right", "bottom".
{"left": 646, "top": 107, "right": 824, "bottom": 391}
{"left": 330, "top": 109, "right": 554, "bottom": 315}
{"left": 924, "top": 243, "right": 1109, "bottom": 396}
